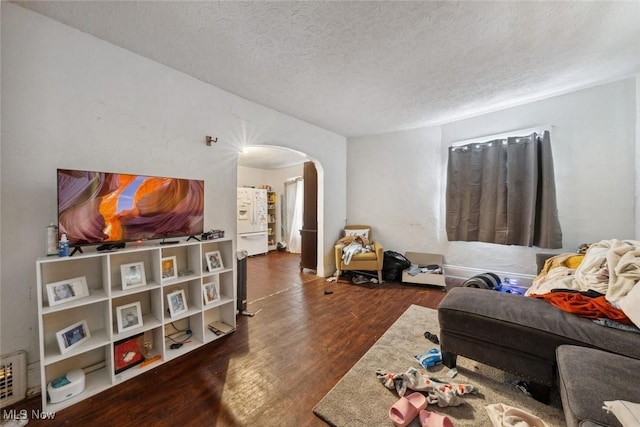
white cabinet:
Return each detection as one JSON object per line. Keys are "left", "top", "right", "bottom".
{"left": 36, "top": 238, "right": 235, "bottom": 412}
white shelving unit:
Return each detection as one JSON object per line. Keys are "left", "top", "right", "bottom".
{"left": 267, "top": 191, "right": 276, "bottom": 251}
{"left": 36, "top": 238, "right": 235, "bottom": 412}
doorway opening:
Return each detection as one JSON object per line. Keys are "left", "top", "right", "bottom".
{"left": 236, "top": 145, "right": 322, "bottom": 304}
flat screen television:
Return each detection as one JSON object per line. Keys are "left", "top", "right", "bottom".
{"left": 57, "top": 169, "right": 204, "bottom": 247}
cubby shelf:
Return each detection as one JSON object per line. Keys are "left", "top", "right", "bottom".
{"left": 267, "top": 191, "right": 277, "bottom": 250}
{"left": 36, "top": 238, "right": 236, "bottom": 411}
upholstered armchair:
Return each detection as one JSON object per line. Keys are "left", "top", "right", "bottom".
{"left": 334, "top": 225, "right": 384, "bottom": 283}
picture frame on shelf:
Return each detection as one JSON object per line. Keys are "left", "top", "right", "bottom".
{"left": 114, "top": 332, "right": 144, "bottom": 374}
{"left": 56, "top": 320, "right": 91, "bottom": 354}
{"left": 205, "top": 250, "right": 224, "bottom": 273}
{"left": 116, "top": 301, "right": 143, "bottom": 334}
{"left": 46, "top": 276, "right": 89, "bottom": 307}
{"left": 120, "top": 262, "right": 146, "bottom": 290}
{"left": 203, "top": 279, "right": 220, "bottom": 306}
{"left": 167, "top": 289, "right": 188, "bottom": 317}
{"left": 161, "top": 256, "right": 178, "bottom": 281}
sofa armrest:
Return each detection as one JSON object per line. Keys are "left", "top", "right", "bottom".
{"left": 372, "top": 241, "right": 384, "bottom": 269}
{"left": 335, "top": 244, "right": 345, "bottom": 267}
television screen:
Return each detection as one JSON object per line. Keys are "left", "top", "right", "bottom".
{"left": 57, "top": 169, "right": 204, "bottom": 247}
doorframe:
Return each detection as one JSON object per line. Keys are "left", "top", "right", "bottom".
{"left": 236, "top": 145, "right": 325, "bottom": 276}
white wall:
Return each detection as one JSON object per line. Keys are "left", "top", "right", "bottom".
{"left": 267, "top": 164, "right": 305, "bottom": 248}
{"left": 348, "top": 78, "right": 637, "bottom": 277}
{"left": 0, "top": 3, "right": 346, "bottom": 389}
{"left": 347, "top": 126, "right": 443, "bottom": 249}
{"left": 636, "top": 74, "right": 640, "bottom": 240}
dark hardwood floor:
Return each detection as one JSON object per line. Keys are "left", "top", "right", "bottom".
{"left": 6, "top": 251, "right": 447, "bottom": 426}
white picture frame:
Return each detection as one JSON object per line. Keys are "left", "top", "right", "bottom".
{"left": 56, "top": 320, "right": 91, "bottom": 354}
{"left": 116, "top": 301, "right": 143, "bottom": 334}
{"left": 46, "top": 276, "right": 89, "bottom": 307}
{"left": 205, "top": 251, "right": 224, "bottom": 273}
{"left": 161, "top": 256, "right": 178, "bottom": 281}
{"left": 120, "top": 262, "right": 147, "bottom": 290}
{"left": 167, "top": 289, "right": 188, "bottom": 317}
{"left": 203, "top": 279, "right": 220, "bottom": 306}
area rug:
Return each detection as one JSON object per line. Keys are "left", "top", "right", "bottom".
{"left": 313, "top": 304, "right": 566, "bottom": 427}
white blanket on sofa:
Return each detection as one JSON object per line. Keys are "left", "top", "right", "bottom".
{"left": 526, "top": 239, "right": 640, "bottom": 302}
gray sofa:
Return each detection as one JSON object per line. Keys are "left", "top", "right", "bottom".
{"left": 556, "top": 345, "right": 640, "bottom": 427}
{"left": 437, "top": 286, "right": 640, "bottom": 426}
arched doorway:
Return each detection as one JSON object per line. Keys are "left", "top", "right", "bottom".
{"left": 236, "top": 145, "right": 323, "bottom": 302}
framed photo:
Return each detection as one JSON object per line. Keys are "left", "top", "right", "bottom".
{"left": 120, "top": 262, "right": 146, "bottom": 290}
{"left": 161, "top": 256, "right": 178, "bottom": 281}
{"left": 114, "top": 332, "right": 144, "bottom": 374}
{"left": 205, "top": 251, "right": 224, "bottom": 272}
{"left": 46, "top": 276, "right": 89, "bottom": 307}
{"left": 56, "top": 320, "right": 91, "bottom": 354}
{"left": 167, "top": 289, "right": 188, "bottom": 317}
{"left": 116, "top": 301, "right": 143, "bottom": 334}
{"left": 203, "top": 279, "right": 220, "bottom": 305}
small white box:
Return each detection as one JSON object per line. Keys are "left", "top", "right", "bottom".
{"left": 47, "top": 368, "right": 85, "bottom": 403}
{"left": 401, "top": 252, "right": 446, "bottom": 287}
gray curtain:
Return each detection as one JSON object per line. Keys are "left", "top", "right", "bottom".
{"left": 446, "top": 131, "right": 562, "bottom": 248}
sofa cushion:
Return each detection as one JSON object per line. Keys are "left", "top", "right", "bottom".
{"left": 438, "top": 287, "right": 640, "bottom": 363}
{"left": 350, "top": 251, "right": 378, "bottom": 261}
{"left": 556, "top": 345, "right": 640, "bottom": 427}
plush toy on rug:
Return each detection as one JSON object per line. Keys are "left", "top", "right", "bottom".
{"left": 376, "top": 367, "right": 477, "bottom": 407}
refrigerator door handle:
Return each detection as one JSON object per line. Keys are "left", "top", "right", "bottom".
{"left": 240, "top": 231, "right": 266, "bottom": 237}
{"left": 253, "top": 204, "right": 257, "bottom": 225}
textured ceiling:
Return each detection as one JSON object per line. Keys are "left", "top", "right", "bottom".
{"left": 11, "top": 1, "right": 640, "bottom": 140}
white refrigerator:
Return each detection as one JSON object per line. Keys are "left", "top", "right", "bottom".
{"left": 237, "top": 188, "right": 268, "bottom": 256}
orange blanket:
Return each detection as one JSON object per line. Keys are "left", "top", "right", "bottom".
{"left": 531, "top": 292, "right": 632, "bottom": 324}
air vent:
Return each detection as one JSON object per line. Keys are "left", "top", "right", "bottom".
{"left": 0, "top": 351, "right": 27, "bottom": 408}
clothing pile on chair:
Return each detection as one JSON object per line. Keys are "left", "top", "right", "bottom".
{"left": 336, "top": 234, "right": 372, "bottom": 265}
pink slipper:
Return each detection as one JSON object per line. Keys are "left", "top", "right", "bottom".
{"left": 419, "top": 409, "right": 454, "bottom": 427}
{"left": 389, "top": 392, "right": 428, "bottom": 427}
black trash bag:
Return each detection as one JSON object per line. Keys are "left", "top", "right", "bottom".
{"left": 462, "top": 272, "right": 502, "bottom": 291}
{"left": 382, "top": 251, "right": 411, "bottom": 282}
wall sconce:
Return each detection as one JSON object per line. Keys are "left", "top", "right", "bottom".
{"left": 205, "top": 136, "right": 218, "bottom": 146}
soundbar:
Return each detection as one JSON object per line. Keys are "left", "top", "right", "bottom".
{"left": 96, "top": 242, "right": 126, "bottom": 252}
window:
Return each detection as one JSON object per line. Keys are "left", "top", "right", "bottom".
{"left": 445, "top": 130, "right": 562, "bottom": 248}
